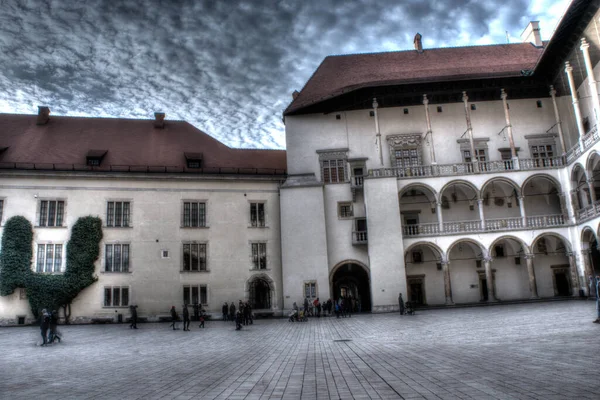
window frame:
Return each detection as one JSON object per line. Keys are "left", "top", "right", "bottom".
{"left": 250, "top": 242, "right": 268, "bottom": 270}
{"left": 338, "top": 202, "right": 353, "bottom": 219}
{"left": 103, "top": 286, "right": 130, "bottom": 308}
{"left": 317, "top": 148, "right": 349, "bottom": 184}
{"left": 104, "top": 243, "right": 131, "bottom": 273}
{"left": 181, "top": 200, "right": 208, "bottom": 228}
{"left": 106, "top": 200, "right": 132, "bottom": 228}
{"left": 183, "top": 284, "right": 208, "bottom": 306}
{"left": 0, "top": 198, "right": 4, "bottom": 225}
{"left": 303, "top": 281, "right": 317, "bottom": 299}
{"left": 35, "top": 243, "right": 64, "bottom": 273}
{"left": 182, "top": 242, "right": 208, "bottom": 272}
{"left": 37, "top": 199, "right": 66, "bottom": 227}
{"left": 249, "top": 202, "right": 266, "bottom": 228}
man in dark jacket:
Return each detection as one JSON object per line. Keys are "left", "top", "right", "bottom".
{"left": 48, "top": 310, "right": 61, "bottom": 343}
{"left": 222, "top": 302, "right": 228, "bottom": 321}
{"left": 182, "top": 304, "right": 190, "bottom": 331}
{"left": 398, "top": 293, "right": 405, "bottom": 315}
{"left": 169, "top": 306, "right": 179, "bottom": 330}
{"left": 129, "top": 305, "right": 138, "bottom": 329}
{"left": 40, "top": 309, "right": 50, "bottom": 346}
{"left": 229, "top": 302, "right": 236, "bottom": 322}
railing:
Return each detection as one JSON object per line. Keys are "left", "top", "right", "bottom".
{"left": 577, "top": 200, "right": 600, "bottom": 222}
{"left": 370, "top": 157, "right": 565, "bottom": 179}
{"left": 352, "top": 176, "right": 364, "bottom": 188}
{"left": 485, "top": 217, "right": 523, "bottom": 231}
{"left": 402, "top": 214, "right": 567, "bottom": 237}
{"left": 566, "top": 125, "right": 599, "bottom": 163}
{"left": 352, "top": 231, "right": 368, "bottom": 245}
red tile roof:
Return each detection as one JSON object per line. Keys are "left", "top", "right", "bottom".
{"left": 0, "top": 114, "right": 286, "bottom": 174}
{"left": 285, "top": 42, "right": 544, "bottom": 115}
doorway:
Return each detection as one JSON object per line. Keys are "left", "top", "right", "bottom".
{"left": 249, "top": 277, "right": 272, "bottom": 309}
{"left": 553, "top": 268, "right": 571, "bottom": 296}
{"left": 331, "top": 263, "right": 371, "bottom": 312}
{"left": 407, "top": 275, "right": 426, "bottom": 306}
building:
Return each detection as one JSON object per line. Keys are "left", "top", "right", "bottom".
{"left": 1, "top": 0, "right": 600, "bottom": 324}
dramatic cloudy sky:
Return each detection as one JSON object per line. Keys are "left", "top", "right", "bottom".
{"left": 0, "top": 0, "right": 570, "bottom": 149}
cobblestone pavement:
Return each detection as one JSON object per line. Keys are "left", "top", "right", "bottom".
{"left": 1, "top": 301, "right": 599, "bottom": 400}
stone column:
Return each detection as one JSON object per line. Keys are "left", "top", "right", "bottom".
{"left": 477, "top": 199, "right": 485, "bottom": 231}
{"left": 587, "top": 178, "right": 597, "bottom": 203}
{"left": 518, "top": 196, "right": 527, "bottom": 227}
{"left": 580, "top": 38, "right": 600, "bottom": 123}
{"left": 423, "top": 95, "right": 436, "bottom": 164}
{"left": 550, "top": 85, "right": 567, "bottom": 155}
{"left": 567, "top": 252, "right": 581, "bottom": 297}
{"left": 441, "top": 261, "right": 454, "bottom": 305}
{"left": 436, "top": 201, "right": 444, "bottom": 232}
{"left": 462, "top": 91, "right": 478, "bottom": 172}
{"left": 581, "top": 249, "right": 594, "bottom": 296}
{"left": 565, "top": 61, "right": 586, "bottom": 151}
{"left": 524, "top": 253, "right": 539, "bottom": 299}
{"left": 483, "top": 257, "right": 497, "bottom": 302}
{"left": 560, "top": 191, "right": 574, "bottom": 223}
{"left": 500, "top": 88, "right": 518, "bottom": 168}
{"left": 373, "top": 98, "right": 384, "bottom": 166}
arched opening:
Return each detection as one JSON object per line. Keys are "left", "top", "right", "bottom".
{"left": 522, "top": 175, "right": 565, "bottom": 227}
{"left": 571, "top": 164, "right": 589, "bottom": 210}
{"left": 531, "top": 233, "right": 573, "bottom": 297}
{"left": 586, "top": 151, "right": 600, "bottom": 203}
{"left": 399, "top": 184, "right": 438, "bottom": 236}
{"left": 447, "top": 239, "right": 487, "bottom": 303}
{"left": 331, "top": 262, "right": 371, "bottom": 312}
{"left": 248, "top": 277, "right": 272, "bottom": 310}
{"left": 439, "top": 181, "right": 480, "bottom": 233}
{"left": 489, "top": 236, "right": 530, "bottom": 300}
{"left": 582, "top": 227, "right": 600, "bottom": 294}
{"left": 480, "top": 178, "right": 521, "bottom": 229}
{"left": 404, "top": 242, "right": 444, "bottom": 305}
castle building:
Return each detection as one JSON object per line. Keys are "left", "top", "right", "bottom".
{"left": 1, "top": 0, "right": 600, "bottom": 323}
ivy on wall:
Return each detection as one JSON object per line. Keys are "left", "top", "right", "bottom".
{"left": 0, "top": 215, "right": 102, "bottom": 321}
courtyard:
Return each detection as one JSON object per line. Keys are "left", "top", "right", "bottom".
{"left": 0, "top": 301, "right": 599, "bottom": 400}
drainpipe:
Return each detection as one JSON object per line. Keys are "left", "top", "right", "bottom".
{"left": 462, "top": 91, "right": 478, "bottom": 172}
{"left": 549, "top": 85, "right": 567, "bottom": 155}
{"left": 565, "top": 62, "right": 586, "bottom": 152}
{"left": 373, "top": 98, "right": 383, "bottom": 166}
{"left": 500, "top": 89, "right": 519, "bottom": 169}
{"left": 423, "top": 95, "right": 436, "bottom": 164}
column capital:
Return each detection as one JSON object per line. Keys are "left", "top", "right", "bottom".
{"left": 565, "top": 61, "right": 573, "bottom": 73}
{"left": 482, "top": 256, "right": 493, "bottom": 263}
{"left": 581, "top": 37, "right": 590, "bottom": 50}
{"left": 500, "top": 88, "right": 507, "bottom": 100}
{"left": 440, "top": 260, "right": 450, "bottom": 266}
{"left": 587, "top": 178, "right": 595, "bottom": 185}
{"left": 524, "top": 253, "right": 535, "bottom": 260}
{"left": 477, "top": 198, "right": 484, "bottom": 204}
{"left": 423, "top": 94, "right": 429, "bottom": 106}
{"left": 372, "top": 98, "right": 378, "bottom": 109}
{"left": 565, "top": 251, "right": 575, "bottom": 258}
{"left": 462, "top": 91, "right": 468, "bottom": 102}
{"left": 549, "top": 85, "right": 556, "bottom": 97}
{"left": 518, "top": 195, "right": 525, "bottom": 201}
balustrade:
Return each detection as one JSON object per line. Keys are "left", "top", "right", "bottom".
{"left": 352, "top": 176, "right": 364, "bottom": 187}
{"left": 576, "top": 199, "right": 600, "bottom": 222}
{"left": 442, "top": 220, "right": 481, "bottom": 233}
{"left": 485, "top": 217, "right": 523, "bottom": 231}
{"left": 352, "top": 231, "right": 368, "bottom": 245}
{"left": 525, "top": 214, "right": 564, "bottom": 228}
{"left": 403, "top": 223, "right": 439, "bottom": 237}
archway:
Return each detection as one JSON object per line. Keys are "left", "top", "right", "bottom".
{"left": 447, "top": 239, "right": 487, "bottom": 303}
{"left": 481, "top": 178, "right": 522, "bottom": 228}
{"left": 522, "top": 174, "right": 565, "bottom": 227}
{"left": 582, "top": 227, "right": 600, "bottom": 295}
{"left": 399, "top": 184, "right": 438, "bottom": 236}
{"left": 404, "top": 242, "right": 445, "bottom": 305}
{"left": 439, "top": 180, "right": 480, "bottom": 232}
{"left": 488, "top": 236, "right": 531, "bottom": 300}
{"left": 330, "top": 262, "right": 371, "bottom": 312}
{"left": 571, "top": 163, "right": 589, "bottom": 210}
{"left": 531, "top": 233, "right": 574, "bottom": 297}
{"left": 248, "top": 276, "right": 273, "bottom": 310}
{"left": 586, "top": 151, "right": 600, "bottom": 202}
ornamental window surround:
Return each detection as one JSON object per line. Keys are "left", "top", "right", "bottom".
{"left": 457, "top": 138, "right": 489, "bottom": 163}
{"left": 317, "top": 148, "right": 348, "bottom": 184}
{"left": 386, "top": 134, "right": 423, "bottom": 168}
{"left": 525, "top": 134, "right": 557, "bottom": 167}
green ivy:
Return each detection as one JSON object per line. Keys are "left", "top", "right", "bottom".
{"left": 0, "top": 216, "right": 102, "bottom": 321}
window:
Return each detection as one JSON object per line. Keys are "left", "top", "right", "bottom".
{"left": 182, "top": 201, "right": 206, "bottom": 227}
{"left": 395, "top": 148, "right": 420, "bottom": 168}
{"left": 251, "top": 242, "right": 267, "bottom": 270}
{"left": 36, "top": 244, "right": 63, "bottom": 273}
{"left": 250, "top": 202, "right": 265, "bottom": 227}
{"left": 182, "top": 243, "right": 207, "bottom": 271}
{"left": 105, "top": 244, "right": 130, "bottom": 272}
{"left": 106, "top": 201, "right": 130, "bottom": 227}
{"left": 304, "top": 282, "right": 317, "bottom": 298}
{"left": 412, "top": 251, "right": 423, "bottom": 263}
{"left": 494, "top": 245, "right": 505, "bottom": 258}
{"left": 161, "top": 250, "right": 169, "bottom": 258}
{"left": 183, "top": 284, "right": 208, "bottom": 305}
{"left": 471, "top": 104, "right": 476, "bottom": 111}
{"left": 531, "top": 144, "right": 556, "bottom": 167}
{"left": 322, "top": 159, "right": 346, "bottom": 183}
{"left": 476, "top": 260, "right": 482, "bottom": 269}
{"left": 403, "top": 108, "right": 409, "bottom": 114}
{"left": 338, "top": 202, "right": 353, "bottom": 218}
{"left": 462, "top": 149, "right": 487, "bottom": 163}
{"left": 104, "top": 286, "right": 129, "bottom": 307}
{"left": 39, "top": 200, "right": 65, "bottom": 227}
{"left": 437, "top": 106, "right": 443, "bottom": 112}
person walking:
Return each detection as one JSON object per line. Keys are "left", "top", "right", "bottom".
{"left": 199, "top": 308, "right": 205, "bottom": 328}
{"left": 235, "top": 310, "right": 243, "bottom": 330}
{"left": 229, "top": 302, "right": 236, "bottom": 322}
{"left": 398, "top": 293, "right": 405, "bottom": 315}
{"left": 169, "top": 306, "right": 179, "bottom": 330}
{"left": 222, "top": 302, "right": 229, "bottom": 321}
{"left": 129, "top": 305, "right": 138, "bottom": 329}
{"left": 182, "top": 304, "right": 190, "bottom": 331}
{"left": 594, "top": 276, "right": 600, "bottom": 324}
{"left": 48, "top": 310, "right": 61, "bottom": 343}
{"left": 40, "top": 309, "right": 50, "bottom": 346}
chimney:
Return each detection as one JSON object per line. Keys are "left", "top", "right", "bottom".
{"left": 292, "top": 90, "right": 300, "bottom": 100}
{"left": 414, "top": 33, "right": 423, "bottom": 53}
{"left": 521, "top": 21, "right": 543, "bottom": 47}
{"left": 154, "top": 112, "right": 165, "bottom": 129}
{"left": 37, "top": 106, "right": 50, "bottom": 125}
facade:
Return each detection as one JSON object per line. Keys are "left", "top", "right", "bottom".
{"left": 2, "top": 0, "right": 600, "bottom": 324}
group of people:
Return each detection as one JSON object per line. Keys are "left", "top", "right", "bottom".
{"left": 289, "top": 297, "right": 358, "bottom": 320}
{"left": 221, "top": 301, "right": 253, "bottom": 330}
{"left": 168, "top": 304, "right": 206, "bottom": 331}
{"left": 39, "top": 309, "right": 61, "bottom": 346}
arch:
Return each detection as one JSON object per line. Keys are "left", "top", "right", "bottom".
{"left": 581, "top": 226, "right": 599, "bottom": 245}
{"left": 530, "top": 232, "right": 573, "bottom": 254}
{"left": 571, "top": 162, "right": 587, "bottom": 181}
{"left": 399, "top": 183, "right": 439, "bottom": 202}
{"left": 439, "top": 179, "right": 481, "bottom": 201}
{"left": 481, "top": 177, "right": 522, "bottom": 198}
{"left": 330, "top": 259, "right": 371, "bottom": 312}
{"left": 329, "top": 259, "right": 370, "bottom": 280}
{"left": 585, "top": 150, "right": 600, "bottom": 174}
{"left": 447, "top": 238, "right": 487, "bottom": 258}
{"left": 246, "top": 273, "right": 275, "bottom": 310}
{"left": 522, "top": 173, "right": 563, "bottom": 194}
{"left": 403, "top": 241, "right": 445, "bottom": 262}
{"left": 489, "top": 235, "right": 531, "bottom": 256}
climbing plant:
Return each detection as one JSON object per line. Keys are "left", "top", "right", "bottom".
{"left": 0, "top": 215, "right": 102, "bottom": 322}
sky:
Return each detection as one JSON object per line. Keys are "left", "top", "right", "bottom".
{"left": 0, "top": 0, "right": 571, "bottom": 150}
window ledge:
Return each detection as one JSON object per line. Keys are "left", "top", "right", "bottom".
{"left": 104, "top": 226, "right": 134, "bottom": 229}
{"left": 248, "top": 226, "right": 269, "bottom": 229}
{"left": 250, "top": 268, "right": 271, "bottom": 272}
{"left": 323, "top": 181, "right": 349, "bottom": 185}
{"left": 180, "top": 226, "right": 210, "bottom": 229}
{"left": 35, "top": 226, "right": 67, "bottom": 229}
{"left": 180, "top": 270, "right": 210, "bottom": 273}
{"left": 34, "top": 272, "right": 63, "bottom": 275}
{"left": 101, "top": 271, "right": 132, "bottom": 274}
{"left": 338, "top": 216, "right": 354, "bottom": 220}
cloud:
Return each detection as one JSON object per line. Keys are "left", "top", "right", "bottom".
{"left": 0, "top": 0, "right": 569, "bottom": 149}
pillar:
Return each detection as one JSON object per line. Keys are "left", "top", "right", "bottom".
{"left": 462, "top": 91, "right": 478, "bottom": 172}
{"left": 565, "top": 61, "right": 586, "bottom": 151}
{"left": 483, "top": 257, "right": 497, "bottom": 302}
{"left": 567, "top": 252, "right": 581, "bottom": 297}
{"left": 518, "top": 195, "right": 527, "bottom": 227}
{"left": 580, "top": 38, "right": 600, "bottom": 124}
{"left": 477, "top": 199, "right": 485, "bottom": 231}
{"left": 423, "top": 94, "right": 437, "bottom": 164}
{"left": 373, "top": 98, "right": 383, "bottom": 166}
{"left": 524, "top": 253, "right": 539, "bottom": 299}
{"left": 441, "top": 261, "right": 454, "bottom": 305}
{"left": 581, "top": 249, "right": 594, "bottom": 296}
{"left": 550, "top": 85, "right": 567, "bottom": 155}
{"left": 587, "top": 178, "right": 597, "bottom": 203}
{"left": 500, "top": 89, "right": 518, "bottom": 168}
{"left": 560, "top": 191, "right": 575, "bottom": 223}
{"left": 436, "top": 201, "right": 444, "bottom": 232}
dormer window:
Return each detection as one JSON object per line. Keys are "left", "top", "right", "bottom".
{"left": 87, "top": 150, "right": 107, "bottom": 166}
{"left": 184, "top": 152, "right": 203, "bottom": 169}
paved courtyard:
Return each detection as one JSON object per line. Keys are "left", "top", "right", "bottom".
{"left": 0, "top": 301, "right": 599, "bottom": 400}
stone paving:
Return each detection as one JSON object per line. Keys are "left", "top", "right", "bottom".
{"left": 1, "top": 301, "right": 599, "bottom": 400}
